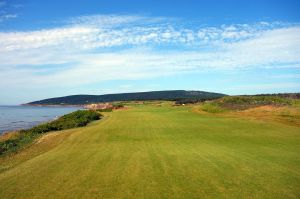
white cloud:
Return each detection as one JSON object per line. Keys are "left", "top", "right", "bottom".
{"left": 68, "top": 14, "right": 158, "bottom": 27}
{"left": 223, "top": 27, "right": 300, "bottom": 67}
{"left": 0, "top": 1, "right": 18, "bottom": 23}
{"left": 0, "top": 15, "right": 299, "bottom": 91}
{"left": 0, "top": 14, "right": 17, "bottom": 22}
{"left": 2, "top": 16, "right": 290, "bottom": 52}
{"left": 0, "top": 26, "right": 99, "bottom": 51}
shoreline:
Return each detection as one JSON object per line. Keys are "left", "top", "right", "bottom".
{"left": 0, "top": 106, "right": 84, "bottom": 135}
{"left": 0, "top": 109, "right": 101, "bottom": 156}
{"left": 21, "top": 104, "right": 85, "bottom": 108}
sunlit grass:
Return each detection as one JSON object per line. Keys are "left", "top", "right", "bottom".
{"left": 0, "top": 103, "right": 299, "bottom": 198}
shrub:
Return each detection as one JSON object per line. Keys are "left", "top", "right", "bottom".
{"left": 201, "top": 102, "right": 224, "bottom": 113}
{"left": 216, "top": 96, "right": 293, "bottom": 110}
{"left": 175, "top": 99, "right": 206, "bottom": 105}
{"left": 0, "top": 110, "right": 101, "bottom": 156}
{"left": 221, "top": 96, "right": 292, "bottom": 106}
{"left": 112, "top": 103, "right": 124, "bottom": 108}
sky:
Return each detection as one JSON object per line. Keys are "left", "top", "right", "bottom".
{"left": 0, "top": 0, "right": 300, "bottom": 104}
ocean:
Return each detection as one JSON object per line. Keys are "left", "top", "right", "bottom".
{"left": 0, "top": 105, "right": 82, "bottom": 134}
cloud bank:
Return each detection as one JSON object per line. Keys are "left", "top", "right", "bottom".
{"left": 0, "top": 15, "right": 299, "bottom": 90}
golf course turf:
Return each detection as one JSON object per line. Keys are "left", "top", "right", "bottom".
{"left": 0, "top": 103, "right": 299, "bottom": 198}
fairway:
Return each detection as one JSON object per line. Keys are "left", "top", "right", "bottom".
{"left": 0, "top": 104, "right": 300, "bottom": 198}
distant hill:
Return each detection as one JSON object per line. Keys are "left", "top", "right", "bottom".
{"left": 27, "top": 90, "right": 226, "bottom": 105}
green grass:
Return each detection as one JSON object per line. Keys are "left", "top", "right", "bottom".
{"left": 0, "top": 104, "right": 300, "bottom": 198}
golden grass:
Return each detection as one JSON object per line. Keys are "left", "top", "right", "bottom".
{"left": 195, "top": 104, "right": 300, "bottom": 127}
{"left": 0, "top": 131, "right": 20, "bottom": 142}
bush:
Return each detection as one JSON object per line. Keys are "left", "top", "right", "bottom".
{"left": 175, "top": 99, "right": 206, "bottom": 105}
{"left": 0, "top": 139, "right": 18, "bottom": 153}
{"left": 215, "top": 96, "right": 293, "bottom": 110}
{"left": 112, "top": 103, "right": 124, "bottom": 108}
{"left": 0, "top": 110, "right": 101, "bottom": 156}
{"left": 51, "top": 110, "right": 101, "bottom": 130}
{"left": 201, "top": 102, "right": 224, "bottom": 113}
{"left": 221, "top": 96, "right": 292, "bottom": 106}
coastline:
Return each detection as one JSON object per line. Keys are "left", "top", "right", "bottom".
{"left": 0, "top": 105, "right": 83, "bottom": 135}
{"left": 0, "top": 109, "right": 102, "bottom": 156}
{"left": 21, "top": 104, "right": 85, "bottom": 108}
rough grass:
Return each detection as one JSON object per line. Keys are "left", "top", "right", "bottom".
{"left": 0, "top": 103, "right": 300, "bottom": 198}
{"left": 198, "top": 97, "right": 300, "bottom": 126}
{"left": 216, "top": 95, "right": 294, "bottom": 110}
{"left": 201, "top": 102, "right": 225, "bottom": 113}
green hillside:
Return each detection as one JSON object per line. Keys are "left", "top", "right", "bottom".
{"left": 27, "top": 90, "right": 226, "bottom": 105}
{"left": 1, "top": 102, "right": 299, "bottom": 198}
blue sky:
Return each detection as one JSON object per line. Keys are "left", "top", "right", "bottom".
{"left": 0, "top": 0, "right": 300, "bottom": 104}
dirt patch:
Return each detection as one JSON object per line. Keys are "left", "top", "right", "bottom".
{"left": 243, "top": 105, "right": 280, "bottom": 112}
{"left": 0, "top": 131, "right": 20, "bottom": 142}
{"left": 114, "top": 106, "right": 129, "bottom": 110}
{"left": 36, "top": 132, "right": 62, "bottom": 144}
